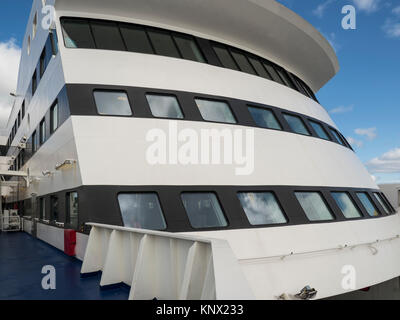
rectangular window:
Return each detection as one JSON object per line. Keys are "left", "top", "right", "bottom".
{"left": 94, "top": 90, "right": 132, "bottom": 116}
{"left": 32, "top": 130, "right": 37, "bottom": 153}
{"left": 61, "top": 18, "right": 96, "bottom": 49}
{"left": 67, "top": 192, "right": 79, "bottom": 229}
{"left": 357, "top": 192, "right": 379, "bottom": 217}
{"left": 238, "top": 192, "right": 287, "bottom": 225}
{"left": 284, "top": 114, "right": 311, "bottom": 136}
{"left": 40, "top": 48, "right": 46, "bottom": 78}
{"left": 33, "top": 13, "right": 38, "bottom": 39}
{"left": 174, "top": 35, "right": 205, "bottom": 63}
{"left": 51, "top": 196, "right": 59, "bottom": 222}
{"left": 181, "top": 193, "right": 228, "bottom": 229}
{"left": 40, "top": 118, "right": 46, "bottom": 145}
{"left": 32, "top": 70, "right": 37, "bottom": 95}
{"left": 90, "top": 20, "right": 126, "bottom": 51}
{"left": 276, "top": 67, "right": 297, "bottom": 90}
{"left": 147, "top": 29, "right": 180, "bottom": 58}
{"left": 373, "top": 193, "right": 390, "bottom": 214}
{"left": 146, "top": 94, "right": 184, "bottom": 119}
{"left": 230, "top": 50, "right": 256, "bottom": 75}
{"left": 309, "top": 120, "right": 330, "bottom": 140}
{"left": 50, "top": 103, "right": 59, "bottom": 133}
{"left": 248, "top": 106, "right": 281, "bottom": 130}
{"left": 263, "top": 61, "right": 284, "bottom": 84}
{"left": 39, "top": 198, "right": 45, "bottom": 220}
{"left": 120, "top": 24, "right": 153, "bottom": 54}
{"left": 50, "top": 30, "right": 58, "bottom": 55}
{"left": 330, "top": 128, "right": 346, "bottom": 146}
{"left": 213, "top": 45, "right": 238, "bottom": 70}
{"left": 118, "top": 193, "right": 166, "bottom": 230}
{"left": 21, "top": 101, "right": 25, "bottom": 119}
{"left": 295, "top": 192, "right": 334, "bottom": 221}
{"left": 195, "top": 98, "right": 236, "bottom": 124}
{"left": 248, "top": 57, "right": 272, "bottom": 80}
{"left": 18, "top": 111, "right": 21, "bottom": 127}
{"left": 331, "top": 192, "right": 362, "bottom": 219}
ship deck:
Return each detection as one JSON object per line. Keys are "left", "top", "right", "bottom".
{"left": 0, "top": 231, "right": 129, "bottom": 300}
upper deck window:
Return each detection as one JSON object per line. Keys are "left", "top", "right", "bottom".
{"left": 195, "top": 98, "right": 236, "bottom": 124}
{"left": 248, "top": 57, "right": 272, "bottom": 80}
{"left": 230, "top": 50, "right": 256, "bottom": 75}
{"left": 331, "top": 192, "right": 362, "bottom": 219}
{"left": 94, "top": 90, "right": 132, "bottom": 116}
{"left": 146, "top": 94, "right": 184, "bottom": 119}
{"left": 118, "top": 193, "right": 167, "bottom": 230}
{"left": 147, "top": 29, "right": 180, "bottom": 58}
{"left": 32, "top": 13, "right": 38, "bottom": 39}
{"left": 50, "top": 103, "right": 59, "bottom": 133}
{"left": 330, "top": 128, "right": 346, "bottom": 146}
{"left": 295, "top": 192, "right": 334, "bottom": 221}
{"left": 309, "top": 120, "right": 330, "bottom": 140}
{"left": 90, "top": 20, "right": 126, "bottom": 51}
{"left": 32, "top": 70, "right": 37, "bottom": 96}
{"left": 284, "top": 114, "right": 310, "bottom": 136}
{"left": 356, "top": 192, "right": 379, "bottom": 217}
{"left": 248, "top": 106, "right": 281, "bottom": 130}
{"left": 174, "top": 35, "right": 205, "bottom": 63}
{"left": 120, "top": 24, "right": 153, "bottom": 54}
{"left": 213, "top": 44, "right": 239, "bottom": 70}
{"left": 373, "top": 193, "right": 391, "bottom": 214}
{"left": 263, "top": 61, "right": 284, "bottom": 85}
{"left": 61, "top": 18, "right": 96, "bottom": 48}
{"left": 40, "top": 118, "right": 46, "bottom": 145}
{"left": 238, "top": 192, "right": 287, "bottom": 225}
{"left": 181, "top": 193, "right": 228, "bottom": 229}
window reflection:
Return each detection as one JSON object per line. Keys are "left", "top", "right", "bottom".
{"left": 295, "top": 192, "right": 334, "bottom": 221}
{"left": 146, "top": 94, "right": 184, "bottom": 119}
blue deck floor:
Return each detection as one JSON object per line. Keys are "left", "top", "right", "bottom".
{"left": 0, "top": 231, "right": 129, "bottom": 300}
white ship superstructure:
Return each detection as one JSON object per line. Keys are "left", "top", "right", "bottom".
{"left": 1, "top": 0, "right": 400, "bottom": 300}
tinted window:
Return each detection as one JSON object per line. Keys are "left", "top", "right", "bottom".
{"left": 213, "top": 45, "right": 238, "bottom": 70}
{"left": 120, "top": 24, "right": 153, "bottom": 54}
{"left": 309, "top": 120, "right": 330, "bottom": 140}
{"left": 174, "top": 35, "right": 205, "bottom": 63}
{"left": 248, "top": 57, "right": 272, "bottom": 80}
{"left": 230, "top": 50, "right": 256, "bottom": 75}
{"left": 195, "top": 99, "right": 236, "bottom": 124}
{"left": 40, "top": 119, "right": 46, "bottom": 145}
{"left": 181, "top": 193, "right": 227, "bottom": 229}
{"left": 147, "top": 30, "right": 180, "bottom": 58}
{"left": 90, "top": 20, "right": 126, "bottom": 51}
{"left": 263, "top": 61, "right": 284, "bottom": 84}
{"left": 61, "top": 19, "right": 95, "bottom": 48}
{"left": 32, "top": 131, "right": 37, "bottom": 152}
{"left": 32, "top": 71, "right": 37, "bottom": 95}
{"left": 51, "top": 196, "right": 59, "bottom": 222}
{"left": 295, "top": 192, "right": 334, "bottom": 221}
{"left": 330, "top": 129, "right": 345, "bottom": 146}
{"left": 374, "top": 193, "right": 390, "bottom": 214}
{"left": 40, "top": 49, "right": 46, "bottom": 78}
{"left": 146, "top": 94, "right": 184, "bottom": 119}
{"left": 94, "top": 91, "right": 132, "bottom": 116}
{"left": 357, "top": 193, "right": 379, "bottom": 217}
{"left": 276, "top": 67, "right": 296, "bottom": 89}
{"left": 332, "top": 192, "right": 362, "bottom": 219}
{"left": 248, "top": 107, "right": 281, "bottom": 130}
{"left": 118, "top": 193, "right": 167, "bottom": 230}
{"left": 284, "top": 114, "right": 310, "bottom": 136}
{"left": 50, "top": 103, "right": 59, "bottom": 133}
{"left": 238, "top": 192, "right": 287, "bottom": 225}
{"left": 67, "top": 192, "right": 79, "bottom": 229}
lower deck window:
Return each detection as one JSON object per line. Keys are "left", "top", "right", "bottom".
{"left": 146, "top": 94, "right": 184, "bottom": 119}
{"left": 237, "top": 192, "right": 287, "bottom": 225}
{"left": 284, "top": 114, "right": 310, "bottom": 136}
{"left": 50, "top": 196, "right": 59, "bottom": 222}
{"left": 331, "top": 192, "right": 362, "bottom": 219}
{"left": 181, "top": 193, "right": 228, "bottom": 229}
{"left": 330, "top": 128, "right": 346, "bottom": 146}
{"left": 309, "top": 120, "right": 330, "bottom": 141}
{"left": 248, "top": 107, "right": 281, "bottom": 130}
{"left": 118, "top": 193, "right": 166, "bottom": 230}
{"left": 356, "top": 192, "right": 379, "bottom": 217}
{"left": 195, "top": 99, "right": 236, "bottom": 124}
{"left": 67, "top": 192, "right": 79, "bottom": 229}
{"left": 295, "top": 192, "right": 334, "bottom": 221}
{"left": 94, "top": 90, "right": 132, "bottom": 116}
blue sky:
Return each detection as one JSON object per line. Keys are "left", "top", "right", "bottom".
{"left": 0, "top": 0, "right": 399, "bottom": 183}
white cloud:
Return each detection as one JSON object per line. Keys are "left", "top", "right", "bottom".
{"left": 325, "top": 32, "right": 340, "bottom": 52}
{"left": 383, "top": 18, "right": 400, "bottom": 38}
{"left": 366, "top": 148, "right": 400, "bottom": 173}
{"left": 355, "top": 127, "right": 377, "bottom": 140}
{"left": 392, "top": 6, "right": 400, "bottom": 16}
{"left": 347, "top": 137, "right": 364, "bottom": 148}
{"left": 0, "top": 38, "right": 21, "bottom": 129}
{"left": 330, "top": 105, "right": 354, "bottom": 114}
{"left": 313, "top": 0, "right": 334, "bottom": 18}
{"left": 352, "top": 0, "right": 380, "bottom": 12}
